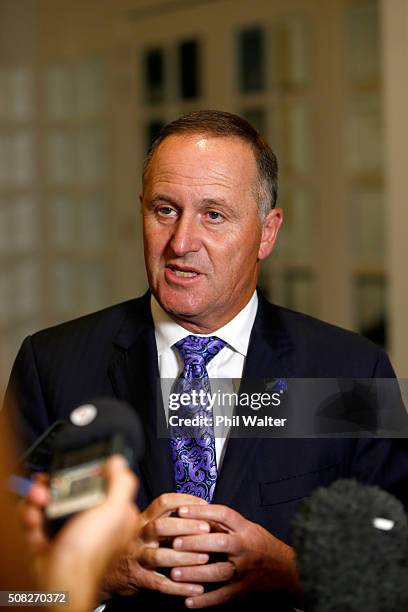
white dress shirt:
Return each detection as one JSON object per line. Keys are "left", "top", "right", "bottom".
{"left": 151, "top": 291, "right": 258, "bottom": 468}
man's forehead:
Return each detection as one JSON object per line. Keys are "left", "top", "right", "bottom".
{"left": 154, "top": 132, "right": 253, "bottom": 155}
{"left": 146, "top": 133, "right": 257, "bottom": 183}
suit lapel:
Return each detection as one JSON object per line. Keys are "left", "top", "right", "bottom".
{"left": 108, "top": 294, "right": 174, "bottom": 501}
{"left": 214, "top": 293, "right": 294, "bottom": 506}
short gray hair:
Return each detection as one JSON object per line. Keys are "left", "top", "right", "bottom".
{"left": 142, "top": 110, "right": 278, "bottom": 221}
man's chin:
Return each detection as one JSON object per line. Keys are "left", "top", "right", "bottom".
{"left": 155, "top": 291, "right": 207, "bottom": 322}
{"left": 153, "top": 288, "right": 197, "bottom": 317}
{"left": 161, "top": 302, "right": 204, "bottom": 321}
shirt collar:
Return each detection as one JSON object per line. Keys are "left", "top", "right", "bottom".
{"left": 151, "top": 291, "right": 258, "bottom": 358}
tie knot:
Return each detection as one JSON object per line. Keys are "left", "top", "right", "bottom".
{"left": 175, "top": 335, "right": 226, "bottom": 369}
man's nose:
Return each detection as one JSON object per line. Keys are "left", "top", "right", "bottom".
{"left": 169, "top": 215, "right": 201, "bottom": 256}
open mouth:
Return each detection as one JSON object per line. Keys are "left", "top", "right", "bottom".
{"left": 166, "top": 265, "right": 201, "bottom": 278}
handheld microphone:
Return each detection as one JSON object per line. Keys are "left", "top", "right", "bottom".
{"left": 43, "top": 398, "right": 144, "bottom": 535}
{"left": 293, "top": 479, "right": 408, "bottom": 612}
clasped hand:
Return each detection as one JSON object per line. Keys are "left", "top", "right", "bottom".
{"left": 104, "top": 493, "right": 300, "bottom": 609}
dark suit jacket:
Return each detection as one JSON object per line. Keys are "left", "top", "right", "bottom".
{"left": 6, "top": 291, "right": 408, "bottom": 611}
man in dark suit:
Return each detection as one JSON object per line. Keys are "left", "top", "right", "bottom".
{"left": 7, "top": 110, "right": 408, "bottom": 611}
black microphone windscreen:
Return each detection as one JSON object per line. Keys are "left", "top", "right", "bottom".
{"left": 293, "top": 479, "right": 408, "bottom": 612}
{"left": 51, "top": 398, "right": 144, "bottom": 464}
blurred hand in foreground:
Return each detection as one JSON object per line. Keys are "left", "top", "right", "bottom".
{"left": 21, "top": 455, "right": 140, "bottom": 612}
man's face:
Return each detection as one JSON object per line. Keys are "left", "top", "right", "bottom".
{"left": 141, "top": 134, "right": 282, "bottom": 332}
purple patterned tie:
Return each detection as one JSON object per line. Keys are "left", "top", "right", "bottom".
{"left": 170, "top": 335, "right": 226, "bottom": 502}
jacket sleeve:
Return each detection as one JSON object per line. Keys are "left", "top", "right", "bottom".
{"left": 3, "top": 336, "right": 50, "bottom": 449}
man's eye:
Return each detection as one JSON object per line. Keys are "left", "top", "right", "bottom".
{"left": 207, "top": 211, "right": 223, "bottom": 221}
{"left": 157, "top": 206, "right": 176, "bottom": 216}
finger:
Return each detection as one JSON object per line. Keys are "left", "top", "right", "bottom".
{"left": 20, "top": 504, "right": 44, "bottom": 530}
{"left": 172, "top": 561, "right": 235, "bottom": 583}
{"left": 178, "top": 504, "right": 243, "bottom": 531}
{"left": 143, "top": 517, "right": 210, "bottom": 541}
{"left": 25, "top": 526, "right": 49, "bottom": 552}
{"left": 104, "top": 455, "right": 139, "bottom": 505}
{"left": 141, "top": 547, "right": 209, "bottom": 568}
{"left": 17, "top": 477, "right": 49, "bottom": 533}
{"left": 134, "top": 566, "right": 205, "bottom": 598}
{"left": 173, "top": 533, "right": 239, "bottom": 555}
{"left": 144, "top": 493, "right": 208, "bottom": 521}
{"left": 207, "top": 520, "right": 229, "bottom": 534}
{"left": 18, "top": 489, "right": 50, "bottom": 551}
{"left": 185, "top": 581, "right": 243, "bottom": 608}
{"left": 25, "top": 482, "right": 49, "bottom": 508}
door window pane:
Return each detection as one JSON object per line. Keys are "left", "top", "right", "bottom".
{"left": 9, "top": 130, "right": 34, "bottom": 186}
{"left": 272, "top": 102, "right": 313, "bottom": 175}
{"left": 285, "top": 270, "right": 316, "bottom": 316}
{"left": 14, "top": 260, "right": 40, "bottom": 316}
{"left": 76, "top": 57, "right": 105, "bottom": 116}
{"left": 270, "top": 17, "right": 311, "bottom": 89}
{"left": 0, "top": 69, "right": 10, "bottom": 118}
{"left": 13, "top": 195, "right": 36, "bottom": 251}
{"left": 277, "top": 188, "right": 315, "bottom": 264}
{"left": 10, "top": 67, "right": 33, "bottom": 120}
{"left": 349, "top": 188, "right": 385, "bottom": 266}
{"left": 78, "top": 194, "right": 107, "bottom": 248}
{"left": 80, "top": 262, "right": 109, "bottom": 311}
{"left": 346, "top": 93, "right": 382, "bottom": 175}
{"left": 77, "top": 127, "right": 106, "bottom": 184}
{"left": 49, "top": 194, "right": 76, "bottom": 248}
{"left": 51, "top": 259, "right": 77, "bottom": 315}
{"left": 7, "top": 131, "right": 34, "bottom": 186}
{"left": 47, "top": 131, "right": 76, "bottom": 184}
{"left": 178, "top": 40, "right": 200, "bottom": 99}
{"left": 0, "top": 201, "right": 11, "bottom": 253}
{"left": 0, "top": 136, "right": 9, "bottom": 186}
{"left": 144, "top": 48, "right": 165, "bottom": 103}
{"left": 46, "top": 65, "right": 74, "bottom": 120}
{"left": 237, "top": 27, "right": 265, "bottom": 93}
{"left": 0, "top": 268, "right": 12, "bottom": 320}
{"left": 345, "top": 3, "right": 380, "bottom": 83}
{"left": 0, "top": 67, "right": 32, "bottom": 120}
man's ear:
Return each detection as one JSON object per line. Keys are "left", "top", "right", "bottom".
{"left": 139, "top": 193, "right": 143, "bottom": 206}
{"left": 258, "top": 208, "right": 283, "bottom": 261}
